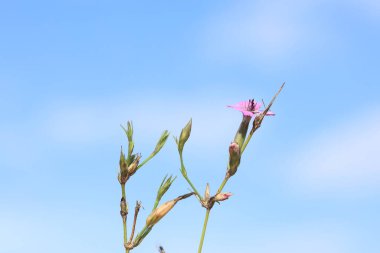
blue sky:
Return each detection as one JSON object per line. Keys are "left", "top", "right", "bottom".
{"left": 1, "top": 1, "right": 379, "bottom": 252}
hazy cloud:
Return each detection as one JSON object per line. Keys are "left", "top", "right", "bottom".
{"left": 288, "top": 107, "right": 380, "bottom": 196}
{"left": 201, "top": 0, "right": 327, "bottom": 63}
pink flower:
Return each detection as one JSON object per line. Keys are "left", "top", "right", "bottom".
{"left": 228, "top": 99, "right": 275, "bottom": 117}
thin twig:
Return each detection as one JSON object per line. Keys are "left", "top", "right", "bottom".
{"left": 129, "top": 201, "right": 142, "bottom": 244}
{"left": 262, "top": 82, "right": 285, "bottom": 116}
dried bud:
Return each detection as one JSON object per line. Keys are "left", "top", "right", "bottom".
{"left": 204, "top": 183, "right": 210, "bottom": 201}
{"left": 178, "top": 119, "right": 192, "bottom": 153}
{"left": 214, "top": 192, "right": 232, "bottom": 202}
{"left": 228, "top": 142, "right": 241, "bottom": 176}
{"left": 146, "top": 192, "right": 193, "bottom": 227}
{"left": 120, "top": 197, "right": 128, "bottom": 217}
{"left": 118, "top": 148, "right": 129, "bottom": 184}
{"left": 127, "top": 154, "right": 141, "bottom": 176}
{"left": 146, "top": 199, "right": 176, "bottom": 227}
{"left": 253, "top": 113, "right": 264, "bottom": 130}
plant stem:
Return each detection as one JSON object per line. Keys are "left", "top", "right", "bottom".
{"left": 217, "top": 176, "right": 229, "bottom": 194}
{"left": 121, "top": 184, "right": 129, "bottom": 253}
{"left": 198, "top": 209, "right": 211, "bottom": 253}
{"left": 137, "top": 153, "right": 154, "bottom": 169}
{"left": 241, "top": 129, "right": 255, "bottom": 154}
{"left": 180, "top": 154, "right": 202, "bottom": 199}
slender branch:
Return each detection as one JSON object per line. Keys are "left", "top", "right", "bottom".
{"left": 217, "top": 174, "right": 230, "bottom": 194}
{"left": 137, "top": 131, "right": 169, "bottom": 170}
{"left": 198, "top": 209, "right": 211, "bottom": 253}
{"left": 179, "top": 153, "right": 202, "bottom": 199}
{"left": 240, "top": 128, "right": 257, "bottom": 154}
{"left": 136, "top": 153, "right": 154, "bottom": 169}
{"left": 129, "top": 201, "right": 142, "bottom": 244}
{"left": 262, "top": 82, "right": 285, "bottom": 116}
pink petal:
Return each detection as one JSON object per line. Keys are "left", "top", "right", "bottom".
{"left": 241, "top": 110, "right": 255, "bottom": 117}
{"left": 254, "top": 102, "right": 262, "bottom": 111}
{"left": 228, "top": 101, "right": 249, "bottom": 110}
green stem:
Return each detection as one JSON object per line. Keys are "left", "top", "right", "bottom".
{"left": 152, "top": 198, "right": 160, "bottom": 211}
{"left": 137, "top": 153, "right": 154, "bottom": 169}
{"left": 179, "top": 153, "right": 202, "bottom": 199}
{"left": 217, "top": 176, "right": 229, "bottom": 194}
{"left": 184, "top": 174, "right": 201, "bottom": 199}
{"left": 198, "top": 209, "right": 211, "bottom": 253}
{"left": 241, "top": 131, "right": 253, "bottom": 154}
{"left": 121, "top": 184, "right": 129, "bottom": 253}
{"left": 125, "top": 222, "right": 129, "bottom": 253}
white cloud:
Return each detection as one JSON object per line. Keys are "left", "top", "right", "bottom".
{"left": 201, "top": 0, "right": 326, "bottom": 63}
{"left": 288, "top": 107, "right": 380, "bottom": 195}
{"left": 200, "top": 0, "right": 380, "bottom": 64}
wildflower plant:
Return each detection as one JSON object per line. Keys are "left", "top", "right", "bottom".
{"left": 116, "top": 84, "right": 284, "bottom": 253}
{"left": 117, "top": 122, "right": 193, "bottom": 252}
{"left": 174, "top": 83, "right": 284, "bottom": 253}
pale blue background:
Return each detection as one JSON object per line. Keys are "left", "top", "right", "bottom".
{"left": 1, "top": 1, "right": 379, "bottom": 253}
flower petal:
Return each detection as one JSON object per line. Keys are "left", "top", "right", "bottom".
{"left": 254, "top": 102, "right": 262, "bottom": 111}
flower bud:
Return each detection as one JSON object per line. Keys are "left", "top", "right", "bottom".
{"left": 118, "top": 148, "right": 129, "bottom": 184}
{"left": 158, "top": 175, "right": 175, "bottom": 199}
{"left": 119, "top": 147, "right": 128, "bottom": 172}
{"left": 178, "top": 119, "right": 192, "bottom": 153}
{"left": 146, "top": 199, "right": 177, "bottom": 227}
{"left": 152, "top": 130, "right": 170, "bottom": 155}
{"left": 233, "top": 116, "right": 251, "bottom": 148}
{"left": 127, "top": 154, "right": 141, "bottom": 176}
{"left": 214, "top": 192, "right": 232, "bottom": 202}
{"left": 121, "top": 122, "right": 134, "bottom": 156}
{"left": 153, "top": 175, "right": 176, "bottom": 210}
{"left": 228, "top": 142, "right": 241, "bottom": 176}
